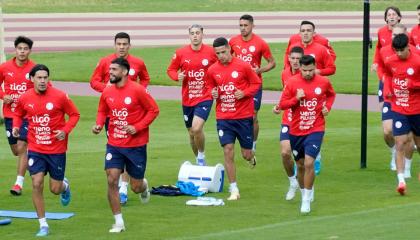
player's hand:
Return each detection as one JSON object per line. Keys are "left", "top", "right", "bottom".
{"left": 92, "top": 125, "right": 102, "bottom": 134}
{"left": 53, "top": 130, "right": 66, "bottom": 140}
{"left": 272, "top": 105, "right": 281, "bottom": 114}
{"left": 371, "top": 63, "right": 378, "bottom": 72}
{"left": 234, "top": 89, "right": 244, "bottom": 99}
{"left": 12, "top": 127, "right": 20, "bottom": 138}
{"left": 322, "top": 106, "right": 329, "bottom": 116}
{"left": 122, "top": 125, "right": 137, "bottom": 135}
{"left": 296, "top": 88, "right": 305, "bottom": 100}
{"left": 3, "top": 95, "right": 13, "bottom": 104}
{"left": 211, "top": 87, "right": 218, "bottom": 99}
{"left": 178, "top": 71, "right": 186, "bottom": 82}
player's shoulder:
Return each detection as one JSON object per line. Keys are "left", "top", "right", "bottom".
{"left": 229, "top": 34, "right": 241, "bottom": 44}
{"left": 127, "top": 54, "right": 145, "bottom": 65}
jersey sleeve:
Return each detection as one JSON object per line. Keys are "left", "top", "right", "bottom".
{"left": 261, "top": 40, "right": 273, "bottom": 60}
{"left": 166, "top": 50, "right": 182, "bottom": 81}
{"left": 90, "top": 59, "right": 107, "bottom": 93}
{"left": 138, "top": 61, "right": 150, "bottom": 88}
{"left": 12, "top": 95, "right": 26, "bottom": 128}
{"left": 382, "top": 60, "right": 393, "bottom": 99}
{"left": 96, "top": 93, "right": 109, "bottom": 127}
{"left": 324, "top": 79, "right": 336, "bottom": 111}
{"left": 61, "top": 94, "right": 80, "bottom": 134}
{"left": 279, "top": 83, "right": 299, "bottom": 110}
{"left": 318, "top": 48, "right": 336, "bottom": 76}
{"left": 133, "top": 88, "right": 159, "bottom": 132}
{"left": 242, "top": 64, "right": 262, "bottom": 97}
{"left": 373, "top": 31, "right": 382, "bottom": 65}
{"left": 0, "top": 64, "right": 5, "bottom": 99}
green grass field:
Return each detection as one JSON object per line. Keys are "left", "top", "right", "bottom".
{"left": 2, "top": 0, "right": 419, "bottom": 13}
{"left": 1, "top": 97, "right": 420, "bottom": 239}
{"left": 17, "top": 41, "right": 379, "bottom": 95}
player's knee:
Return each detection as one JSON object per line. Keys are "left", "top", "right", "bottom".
{"left": 106, "top": 175, "right": 119, "bottom": 188}
{"left": 190, "top": 125, "right": 203, "bottom": 136}
{"left": 50, "top": 184, "right": 62, "bottom": 195}
{"left": 130, "top": 179, "right": 144, "bottom": 193}
{"left": 32, "top": 180, "right": 43, "bottom": 191}
{"left": 281, "top": 149, "right": 291, "bottom": 160}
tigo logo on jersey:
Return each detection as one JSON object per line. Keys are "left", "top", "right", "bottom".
{"left": 10, "top": 82, "right": 27, "bottom": 95}
{"left": 188, "top": 69, "right": 205, "bottom": 81}
{"left": 32, "top": 114, "right": 51, "bottom": 127}
{"left": 112, "top": 108, "right": 128, "bottom": 121}
{"left": 300, "top": 98, "right": 318, "bottom": 111}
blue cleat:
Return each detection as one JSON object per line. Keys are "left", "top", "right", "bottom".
{"left": 119, "top": 192, "right": 128, "bottom": 205}
{"left": 314, "top": 153, "right": 322, "bottom": 176}
{"left": 293, "top": 162, "right": 297, "bottom": 177}
{"left": 196, "top": 158, "right": 206, "bottom": 166}
{"left": 36, "top": 226, "right": 49, "bottom": 237}
{"left": 60, "top": 178, "right": 71, "bottom": 206}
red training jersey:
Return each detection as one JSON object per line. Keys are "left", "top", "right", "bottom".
{"left": 383, "top": 52, "right": 420, "bottom": 115}
{"left": 166, "top": 44, "right": 217, "bottom": 106}
{"left": 373, "top": 25, "right": 392, "bottom": 66}
{"left": 280, "top": 67, "right": 300, "bottom": 126}
{"left": 287, "top": 41, "right": 336, "bottom": 76}
{"left": 278, "top": 74, "right": 336, "bottom": 136}
{"left": 206, "top": 57, "right": 261, "bottom": 120}
{"left": 0, "top": 58, "right": 36, "bottom": 118}
{"left": 90, "top": 53, "right": 150, "bottom": 92}
{"left": 96, "top": 80, "right": 159, "bottom": 147}
{"left": 229, "top": 33, "right": 273, "bottom": 80}
{"left": 409, "top": 24, "right": 420, "bottom": 50}
{"left": 13, "top": 87, "right": 80, "bottom": 154}
{"left": 284, "top": 34, "right": 336, "bottom": 67}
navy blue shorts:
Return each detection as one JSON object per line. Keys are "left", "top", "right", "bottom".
{"left": 216, "top": 118, "right": 253, "bottom": 149}
{"left": 182, "top": 100, "right": 213, "bottom": 128}
{"left": 5, "top": 118, "right": 28, "bottom": 144}
{"left": 105, "top": 144, "right": 147, "bottom": 179}
{"left": 289, "top": 132, "right": 324, "bottom": 161}
{"left": 27, "top": 151, "right": 66, "bottom": 181}
{"left": 378, "top": 80, "right": 384, "bottom": 103}
{"left": 381, "top": 102, "right": 395, "bottom": 121}
{"left": 392, "top": 112, "right": 420, "bottom": 137}
{"left": 253, "top": 87, "right": 262, "bottom": 111}
{"left": 279, "top": 124, "right": 290, "bottom": 141}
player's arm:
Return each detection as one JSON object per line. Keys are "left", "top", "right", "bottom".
{"left": 325, "top": 40, "right": 336, "bottom": 61}
{"left": 240, "top": 65, "right": 262, "bottom": 98}
{"left": 12, "top": 97, "right": 26, "bottom": 137}
{"left": 323, "top": 80, "right": 336, "bottom": 116}
{"left": 382, "top": 62, "right": 393, "bottom": 99}
{"left": 279, "top": 84, "right": 301, "bottom": 110}
{"left": 90, "top": 59, "right": 107, "bottom": 93}
{"left": 317, "top": 49, "right": 336, "bottom": 76}
{"left": 283, "top": 39, "right": 293, "bottom": 70}
{"left": 167, "top": 50, "right": 184, "bottom": 82}
{"left": 255, "top": 42, "right": 276, "bottom": 74}
{"left": 131, "top": 87, "right": 160, "bottom": 133}
{"left": 371, "top": 34, "right": 381, "bottom": 71}
{"left": 61, "top": 94, "right": 81, "bottom": 135}
{"left": 376, "top": 50, "right": 386, "bottom": 81}
{"left": 408, "top": 64, "right": 420, "bottom": 89}
{"left": 93, "top": 93, "right": 109, "bottom": 134}
{"left": 138, "top": 61, "right": 151, "bottom": 88}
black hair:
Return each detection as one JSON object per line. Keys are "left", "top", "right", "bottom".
{"left": 114, "top": 32, "right": 130, "bottom": 43}
{"left": 417, "top": 4, "right": 420, "bottom": 10}
{"left": 111, "top": 57, "right": 130, "bottom": 75}
{"left": 29, "top": 64, "right": 49, "bottom": 77}
{"left": 384, "top": 6, "right": 402, "bottom": 22}
{"left": 392, "top": 33, "right": 409, "bottom": 50}
{"left": 14, "top": 36, "right": 33, "bottom": 49}
{"left": 240, "top": 14, "right": 254, "bottom": 23}
{"left": 300, "top": 20, "right": 315, "bottom": 31}
{"left": 299, "top": 55, "right": 316, "bottom": 66}
{"left": 213, "top": 37, "right": 229, "bottom": 48}
{"left": 290, "top": 46, "right": 304, "bottom": 55}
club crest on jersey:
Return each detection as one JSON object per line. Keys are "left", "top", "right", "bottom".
{"left": 202, "top": 59, "right": 209, "bottom": 66}
{"left": 407, "top": 68, "right": 414, "bottom": 75}
{"left": 314, "top": 87, "right": 322, "bottom": 95}
{"left": 124, "top": 97, "right": 132, "bottom": 105}
{"left": 249, "top": 45, "right": 256, "bottom": 52}
{"left": 129, "top": 69, "right": 135, "bottom": 76}
{"left": 46, "top": 102, "right": 54, "bottom": 110}
{"left": 231, "top": 71, "right": 239, "bottom": 78}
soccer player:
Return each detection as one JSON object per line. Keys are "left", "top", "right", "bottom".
{"left": 92, "top": 57, "right": 159, "bottom": 233}
{"left": 167, "top": 24, "right": 217, "bottom": 166}
{"left": 371, "top": 6, "right": 402, "bottom": 169}
{"left": 90, "top": 32, "right": 150, "bottom": 205}
{"left": 376, "top": 24, "right": 418, "bottom": 173}
{"left": 409, "top": 4, "right": 420, "bottom": 49}
{"left": 383, "top": 34, "right": 420, "bottom": 195}
{"left": 12, "top": 64, "right": 80, "bottom": 236}
{"left": 285, "top": 21, "right": 336, "bottom": 76}
{"left": 273, "top": 46, "right": 304, "bottom": 200}
{"left": 277, "top": 55, "right": 336, "bottom": 213}
{"left": 0, "top": 36, "right": 36, "bottom": 195}
{"left": 283, "top": 21, "right": 336, "bottom": 69}
{"left": 229, "top": 14, "right": 276, "bottom": 154}
{"left": 207, "top": 37, "right": 261, "bottom": 201}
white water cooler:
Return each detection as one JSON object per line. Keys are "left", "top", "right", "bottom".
{"left": 178, "top": 161, "right": 225, "bottom": 192}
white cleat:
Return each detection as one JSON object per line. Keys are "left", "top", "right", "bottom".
{"left": 285, "top": 182, "right": 299, "bottom": 201}
{"left": 109, "top": 224, "right": 125, "bottom": 233}
{"left": 227, "top": 190, "right": 240, "bottom": 201}
{"left": 300, "top": 199, "right": 311, "bottom": 214}
{"left": 140, "top": 178, "right": 150, "bottom": 204}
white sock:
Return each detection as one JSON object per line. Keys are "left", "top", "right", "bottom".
{"left": 304, "top": 188, "right": 312, "bottom": 201}
{"left": 63, "top": 180, "right": 69, "bottom": 192}
{"left": 15, "top": 176, "right": 24, "bottom": 187}
{"left": 114, "top": 213, "right": 124, "bottom": 226}
{"left": 390, "top": 145, "right": 396, "bottom": 154}
{"left": 229, "top": 182, "right": 238, "bottom": 192}
{"left": 300, "top": 188, "right": 304, "bottom": 196}
{"left": 405, "top": 158, "right": 412, "bottom": 171}
{"left": 197, "top": 151, "right": 205, "bottom": 159}
{"left": 252, "top": 141, "right": 257, "bottom": 151}
{"left": 39, "top": 218, "right": 48, "bottom": 228}
{"left": 119, "top": 181, "right": 128, "bottom": 195}
{"left": 288, "top": 176, "right": 297, "bottom": 185}
{"left": 397, "top": 173, "right": 405, "bottom": 183}
{"left": 118, "top": 175, "right": 122, "bottom": 188}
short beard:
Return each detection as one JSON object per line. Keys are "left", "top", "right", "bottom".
{"left": 110, "top": 76, "right": 122, "bottom": 84}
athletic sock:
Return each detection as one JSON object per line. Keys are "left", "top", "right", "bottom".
{"left": 39, "top": 218, "right": 48, "bottom": 228}
{"left": 63, "top": 179, "right": 69, "bottom": 192}
{"left": 397, "top": 173, "right": 405, "bottom": 183}
{"left": 119, "top": 181, "right": 128, "bottom": 195}
{"left": 114, "top": 213, "right": 124, "bottom": 226}
{"left": 288, "top": 176, "right": 297, "bottom": 185}
{"left": 15, "top": 175, "right": 24, "bottom": 187}
{"left": 252, "top": 141, "right": 257, "bottom": 152}
{"left": 197, "top": 151, "right": 205, "bottom": 159}
{"left": 229, "top": 182, "right": 238, "bottom": 192}
{"left": 405, "top": 158, "right": 412, "bottom": 171}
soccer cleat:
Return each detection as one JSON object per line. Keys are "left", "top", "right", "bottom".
{"left": 300, "top": 199, "right": 311, "bottom": 214}
{"left": 140, "top": 179, "right": 150, "bottom": 204}
{"left": 314, "top": 153, "right": 321, "bottom": 176}
{"left": 109, "top": 224, "right": 125, "bottom": 233}
{"left": 227, "top": 190, "right": 240, "bottom": 201}
{"left": 397, "top": 182, "right": 406, "bottom": 196}
{"left": 36, "top": 226, "right": 49, "bottom": 237}
{"left": 119, "top": 192, "right": 128, "bottom": 205}
{"left": 10, "top": 184, "right": 22, "bottom": 196}
{"left": 247, "top": 156, "right": 257, "bottom": 169}
{"left": 285, "top": 182, "right": 299, "bottom": 201}
{"left": 196, "top": 158, "right": 206, "bottom": 166}
{"left": 60, "top": 178, "right": 71, "bottom": 206}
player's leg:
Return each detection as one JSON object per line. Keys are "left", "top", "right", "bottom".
{"left": 392, "top": 113, "right": 410, "bottom": 195}
{"left": 237, "top": 118, "right": 256, "bottom": 168}
{"left": 403, "top": 133, "right": 414, "bottom": 178}
{"left": 382, "top": 101, "right": 396, "bottom": 170}
{"left": 190, "top": 100, "right": 212, "bottom": 166}
{"left": 183, "top": 105, "right": 198, "bottom": 157}
{"left": 119, "top": 172, "right": 129, "bottom": 205}
{"left": 252, "top": 88, "right": 262, "bottom": 152}
{"left": 124, "top": 145, "right": 149, "bottom": 203}
{"left": 46, "top": 153, "right": 70, "bottom": 206}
